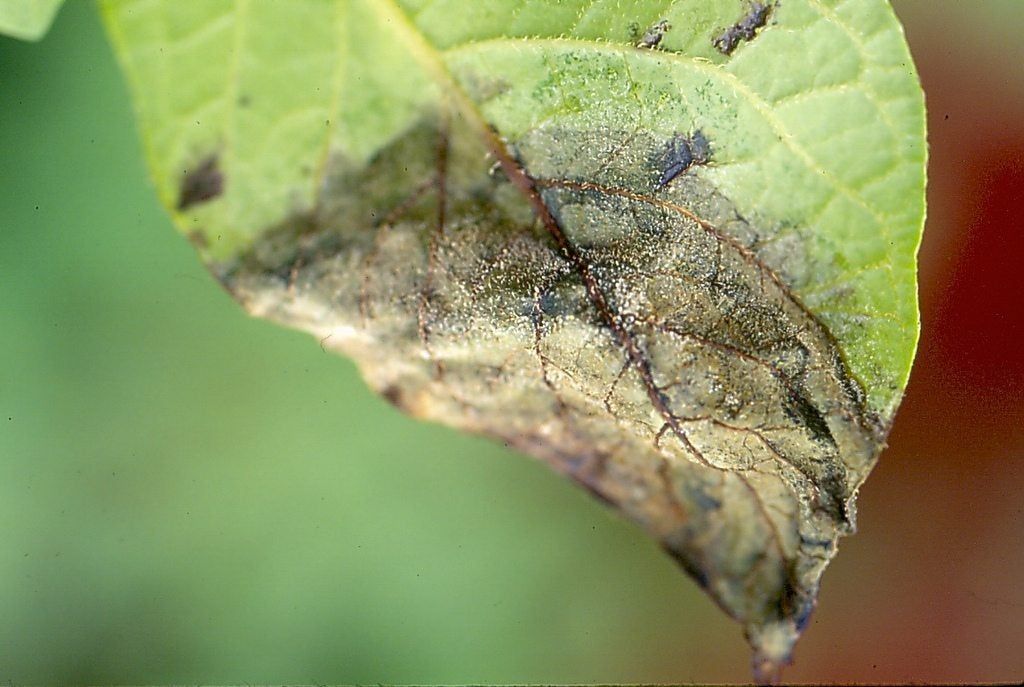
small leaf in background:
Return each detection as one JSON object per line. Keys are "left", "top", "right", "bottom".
{"left": 0, "top": 0, "right": 63, "bottom": 41}
{"left": 100, "top": 0, "right": 926, "bottom": 678}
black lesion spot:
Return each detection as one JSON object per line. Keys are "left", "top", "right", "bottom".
{"left": 177, "top": 155, "right": 224, "bottom": 211}
{"left": 783, "top": 388, "right": 836, "bottom": 449}
{"left": 776, "top": 563, "right": 803, "bottom": 622}
{"left": 713, "top": 1, "right": 775, "bottom": 56}
{"left": 656, "top": 131, "right": 712, "bottom": 188}
{"left": 817, "top": 468, "right": 852, "bottom": 526}
{"left": 636, "top": 19, "right": 671, "bottom": 49}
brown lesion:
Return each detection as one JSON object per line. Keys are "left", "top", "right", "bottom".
{"left": 222, "top": 114, "right": 883, "bottom": 671}
{"left": 495, "top": 132, "right": 879, "bottom": 650}
{"left": 380, "top": 384, "right": 405, "bottom": 410}
{"left": 177, "top": 154, "right": 224, "bottom": 211}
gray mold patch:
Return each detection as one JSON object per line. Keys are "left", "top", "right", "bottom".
{"left": 221, "top": 115, "right": 882, "bottom": 669}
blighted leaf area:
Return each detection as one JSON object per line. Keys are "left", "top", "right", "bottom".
{"left": 219, "top": 107, "right": 885, "bottom": 674}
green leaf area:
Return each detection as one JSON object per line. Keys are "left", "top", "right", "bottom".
{"left": 0, "top": 0, "right": 64, "bottom": 41}
{"left": 101, "top": 0, "right": 925, "bottom": 673}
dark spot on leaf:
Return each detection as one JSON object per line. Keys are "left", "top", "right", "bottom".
{"left": 818, "top": 468, "right": 852, "bottom": 526}
{"left": 657, "top": 130, "right": 712, "bottom": 187}
{"left": 778, "top": 568, "right": 804, "bottom": 626}
{"left": 380, "top": 385, "right": 404, "bottom": 409}
{"left": 177, "top": 155, "right": 224, "bottom": 211}
{"left": 784, "top": 389, "right": 836, "bottom": 449}
{"left": 637, "top": 19, "right": 671, "bottom": 49}
{"left": 713, "top": 1, "right": 775, "bottom": 56}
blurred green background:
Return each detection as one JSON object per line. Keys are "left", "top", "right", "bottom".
{"left": 1, "top": 1, "right": 1022, "bottom": 683}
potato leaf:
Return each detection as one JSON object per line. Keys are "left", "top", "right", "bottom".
{"left": 101, "top": 0, "right": 926, "bottom": 675}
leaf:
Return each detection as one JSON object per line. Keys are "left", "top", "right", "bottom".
{"left": 100, "top": 0, "right": 926, "bottom": 676}
{"left": 0, "top": 0, "right": 63, "bottom": 41}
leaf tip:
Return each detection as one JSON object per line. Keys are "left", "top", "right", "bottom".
{"left": 748, "top": 619, "right": 800, "bottom": 684}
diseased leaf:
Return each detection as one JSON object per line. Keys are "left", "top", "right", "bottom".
{"left": 100, "top": 0, "right": 926, "bottom": 676}
{"left": 0, "top": 0, "right": 63, "bottom": 41}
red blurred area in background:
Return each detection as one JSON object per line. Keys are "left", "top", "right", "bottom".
{"left": 786, "top": 3, "right": 1024, "bottom": 682}
{"left": 931, "top": 145, "right": 1024, "bottom": 408}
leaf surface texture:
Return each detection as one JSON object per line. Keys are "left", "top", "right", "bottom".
{"left": 102, "top": 0, "right": 926, "bottom": 671}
